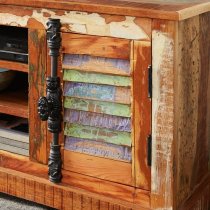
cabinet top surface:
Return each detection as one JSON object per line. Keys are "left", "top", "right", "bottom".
{"left": 0, "top": 0, "right": 210, "bottom": 20}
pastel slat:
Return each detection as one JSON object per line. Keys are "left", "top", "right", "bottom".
{"left": 64, "top": 109, "right": 131, "bottom": 132}
{"left": 64, "top": 123, "right": 131, "bottom": 147}
{"left": 64, "top": 82, "right": 131, "bottom": 104}
{"left": 62, "top": 54, "right": 130, "bottom": 76}
{"left": 64, "top": 97, "right": 131, "bottom": 117}
{"left": 65, "top": 137, "right": 132, "bottom": 162}
{"left": 63, "top": 70, "right": 131, "bottom": 87}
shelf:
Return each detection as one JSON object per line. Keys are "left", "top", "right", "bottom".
{"left": 0, "top": 89, "right": 28, "bottom": 118}
{"left": 0, "top": 59, "right": 28, "bottom": 73}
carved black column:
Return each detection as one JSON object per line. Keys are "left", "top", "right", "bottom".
{"left": 38, "top": 19, "right": 62, "bottom": 183}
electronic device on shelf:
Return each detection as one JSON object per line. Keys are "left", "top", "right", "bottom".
{"left": 0, "top": 26, "right": 28, "bottom": 63}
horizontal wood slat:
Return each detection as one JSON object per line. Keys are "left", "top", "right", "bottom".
{"left": 64, "top": 82, "right": 131, "bottom": 104}
{"left": 65, "top": 137, "right": 132, "bottom": 162}
{"left": 62, "top": 54, "right": 130, "bottom": 76}
{"left": 63, "top": 70, "right": 131, "bottom": 87}
{"left": 62, "top": 33, "right": 130, "bottom": 59}
{"left": 64, "top": 123, "right": 131, "bottom": 147}
{"left": 63, "top": 150, "right": 133, "bottom": 185}
{"left": 64, "top": 97, "right": 131, "bottom": 117}
{"left": 64, "top": 109, "right": 131, "bottom": 132}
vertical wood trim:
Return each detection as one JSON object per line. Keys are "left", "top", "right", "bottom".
{"left": 7, "top": 174, "right": 16, "bottom": 196}
{"left": 28, "top": 29, "right": 47, "bottom": 164}
{"left": 16, "top": 176, "right": 25, "bottom": 199}
{"left": 133, "top": 40, "right": 151, "bottom": 190}
{"left": 0, "top": 171, "right": 7, "bottom": 193}
{"left": 151, "top": 20, "right": 176, "bottom": 209}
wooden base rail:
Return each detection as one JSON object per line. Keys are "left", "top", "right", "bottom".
{"left": 0, "top": 151, "right": 150, "bottom": 210}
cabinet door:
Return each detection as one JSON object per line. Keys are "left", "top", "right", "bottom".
{"left": 61, "top": 33, "right": 151, "bottom": 188}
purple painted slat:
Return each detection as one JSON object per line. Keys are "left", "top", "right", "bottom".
{"left": 64, "top": 109, "right": 131, "bottom": 132}
{"left": 63, "top": 54, "right": 130, "bottom": 75}
{"left": 65, "top": 137, "right": 132, "bottom": 162}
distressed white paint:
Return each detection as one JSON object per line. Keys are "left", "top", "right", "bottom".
{"left": 0, "top": 9, "right": 149, "bottom": 40}
{"left": 152, "top": 30, "right": 174, "bottom": 206}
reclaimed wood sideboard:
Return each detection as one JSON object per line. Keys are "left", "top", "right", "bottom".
{"left": 0, "top": 0, "right": 210, "bottom": 209}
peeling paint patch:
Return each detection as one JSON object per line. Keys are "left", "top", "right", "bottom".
{"left": 0, "top": 8, "right": 150, "bottom": 40}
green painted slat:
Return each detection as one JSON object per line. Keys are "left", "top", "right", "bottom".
{"left": 63, "top": 70, "right": 131, "bottom": 87}
{"left": 64, "top": 97, "right": 131, "bottom": 117}
{"left": 64, "top": 123, "right": 131, "bottom": 147}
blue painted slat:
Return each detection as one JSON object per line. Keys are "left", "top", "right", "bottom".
{"left": 65, "top": 137, "right": 132, "bottom": 162}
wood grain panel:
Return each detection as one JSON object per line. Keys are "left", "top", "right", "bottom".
{"left": 64, "top": 82, "right": 131, "bottom": 104}
{"left": 63, "top": 54, "right": 130, "bottom": 76}
{"left": 63, "top": 70, "right": 131, "bottom": 87}
{"left": 65, "top": 137, "right": 132, "bottom": 162}
{"left": 63, "top": 151, "right": 133, "bottom": 185}
{"left": 62, "top": 33, "right": 130, "bottom": 59}
{"left": 175, "top": 12, "right": 210, "bottom": 208}
{"left": 28, "top": 29, "right": 47, "bottom": 164}
{"left": 64, "top": 110, "right": 131, "bottom": 132}
{"left": 151, "top": 20, "right": 176, "bottom": 209}
{"left": 133, "top": 40, "right": 151, "bottom": 190}
{"left": 64, "top": 98, "right": 131, "bottom": 117}
{"left": 64, "top": 123, "right": 131, "bottom": 147}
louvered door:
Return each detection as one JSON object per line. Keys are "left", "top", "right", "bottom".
{"left": 61, "top": 33, "right": 151, "bottom": 188}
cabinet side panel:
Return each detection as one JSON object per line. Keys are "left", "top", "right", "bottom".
{"left": 151, "top": 20, "right": 176, "bottom": 209}
{"left": 28, "top": 29, "right": 47, "bottom": 164}
{"left": 176, "top": 12, "right": 210, "bottom": 208}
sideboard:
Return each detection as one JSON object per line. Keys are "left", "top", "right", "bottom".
{"left": 0, "top": 1, "right": 209, "bottom": 209}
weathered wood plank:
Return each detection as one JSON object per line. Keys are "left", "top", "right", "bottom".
{"left": 65, "top": 137, "right": 132, "bottom": 162}
{"left": 64, "top": 98, "right": 131, "bottom": 117}
{"left": 28, "top": 28, "right": 47, "bottom": 164}
{"left": 35, "top": 182, "right": 45, "bottom": 205}
{"left": 54, "top": 188, "right": 63, "bottom": 210}
{"left": 16, "top": 176, "right": 25, "bottom": 199}
{"left": 0, "top": 137, "right": 29, "bottom": 150}
{"left": 44, "top": 185, "right": 54, "bottom": 208}
{"left": 62, "top": 34, "right": 131, "bottom": 59}
{"left": 62, "top": 54, "right": 130, "bottom": 76}
{"left": 63, "top": 150, "right": 133, "bottom": 185}
{"left": 7, "top": 174, "right": 16, "bottom": 196}
{"left": 73, "top": 193, "right": 82, "bottom": 210}
{"left": 62, "top": 190, "right": 73, "bottom": 210}
{"left": 64, "top": 82, "right": 131, "bottom": 104}
{"left": 81, "top": 195, "right": 91, "bottom": 210}
{"left": 0, "top": 171, "right": 7, "bottom": 193}
{"left": 24, "top": 179, "right": 35, "bottom": 201}
{"left": 64, "top": 123, "right": 131, "bottom": 147}
{"left": 133, "top": 40, "right": 151, "bottom": 190}
{"left": 64, "top": 110, "right": 131, "bottom": 132}
{"left": 91, "top": 199, "right": 100, "bottom": 210}
{"left": 151, "top": 20, "right": 176, "bottom": 210}
{"left": 63, "top": 70, "right": 131, "bottom": 87}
